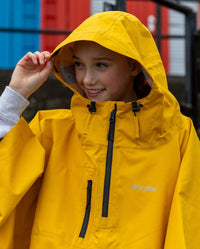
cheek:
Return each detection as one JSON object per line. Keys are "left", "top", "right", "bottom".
{"left": 103, "top": 72, "right": 123, "bottom": 90}
{"left": 102, "top": 71, "right": 118, "bottom": 86}
{"left": 75, "top": 69, "right": 83, "bottom": 84}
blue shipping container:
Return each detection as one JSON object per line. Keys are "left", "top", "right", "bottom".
{"left": 0, "top": 0, "right": 40, "bottom": 69}
{"left": 0, "top": 1, "right": 12, "bottom": 68}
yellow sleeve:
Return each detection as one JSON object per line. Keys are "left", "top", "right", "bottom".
{"left": 0, "top": 117, "right": 45, "bottom": 227}
{"left": 164, "top": 120, "right": 200, "bottom": 248}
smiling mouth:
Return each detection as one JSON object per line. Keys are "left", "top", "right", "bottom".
{"left": 86, "top": 88, "right": 105, "bottom": 97}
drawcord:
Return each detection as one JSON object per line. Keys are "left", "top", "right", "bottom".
{"left": 83, "top": 101, "right": 96, "bottom": 135}
{"left": 53, "top": 65, "right": 59, "bottom": 73}
{"left": 87, "top": 101, "right": 96, "bottom": 113}
{"left": 87, "top": 101, "right": 142, "bottom": 115}
{"left": 132, "top": 101, "right": 143, "bottom": 116}
{"left": 132, "top": 101, "right": 143, "bottom": 138}
{"left": 86, "top": 101, "right": 142, "bottom": 137}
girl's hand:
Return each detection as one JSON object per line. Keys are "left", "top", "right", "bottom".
{"left": 9, "top": 51, "right": 54, "bottom": 98}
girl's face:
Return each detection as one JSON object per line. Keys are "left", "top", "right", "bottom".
{"left": 72, "top": 41, "right": 140, "bottom": 102}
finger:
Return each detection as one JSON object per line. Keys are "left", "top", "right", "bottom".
{"left": 41, "top": 51, "right": 51, "bottom": 56}
{"left": 25, "top": 52, "right": 39, "bottom": 65}
{"left": 18, "top": 52, "right": 37, "bottom": 66}
{"left": 41, "top": 51, "right": 51, "bottom": 63}
{"left": 34, "top": 51, "right": 45, "bottom": 65}
{"left": 48, "top": 55, "right": 55, "bottom": 63}
{"left": 43, "top": 58, "right": 55, "bottom": 74}
{"left": 22, "top": 52, "right": 34, "bottom": 62}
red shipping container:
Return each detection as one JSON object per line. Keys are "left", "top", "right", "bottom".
{"left": 67, "top": 0, "right": 90, "bottom": 30}
{"left": 127, "top": 0, "right": 169, "bottom": 73}
{"left": 127, "top": 0, "right": 156, "bottom": 33}
{"left": 161, "top": 6, "right": 169, "bottom": 74}
{"left": 41, "top": 0, "right": 90, "bottom": 52}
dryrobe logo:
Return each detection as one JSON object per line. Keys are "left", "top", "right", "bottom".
{"left": 131, "top": 184, "right": 158, "bottom": 192}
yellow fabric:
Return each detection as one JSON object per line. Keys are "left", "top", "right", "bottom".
{"left": 0, "top": 11, "right": 200, "bottom": 249}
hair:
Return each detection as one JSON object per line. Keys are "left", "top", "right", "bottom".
{"left": 134, "top": 71, "right": 151, "bottom": 99}
{"left": 129, "top": 59, "right": 152, "bottom": 99}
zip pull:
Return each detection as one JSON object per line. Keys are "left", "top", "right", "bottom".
{"left": 132, "top": 101, "right": 143, "bottom": 116}
{"left": 132, "top": 102, "right": 142, "bottom": 137}
{"left": 107, "top": 104, "right": 117, "bottom": 141}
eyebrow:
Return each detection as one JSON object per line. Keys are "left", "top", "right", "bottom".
{"left": 72, "top": 55, "right": 112, "bottom": 61}
{"left": 72, "top": 56, "right": 80, "bottom": 60}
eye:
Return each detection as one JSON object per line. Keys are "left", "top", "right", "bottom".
{"left": 74, "top": 61, "right": 83, "bottom": 67}
{"left": 96, "top": 62, "right": 108, "bottom": 68}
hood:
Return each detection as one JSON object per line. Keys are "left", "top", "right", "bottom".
{"left": 51, "top": 11, "right": 183, "bottom": 146}
{"left": 51, "top": 11, "right": 168, "bottom": 95}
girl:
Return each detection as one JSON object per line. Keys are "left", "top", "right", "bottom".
{"left": 0, "top": 11, "right": 200, "bottom": 249}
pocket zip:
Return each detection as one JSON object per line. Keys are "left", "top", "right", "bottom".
{"left": 79, "top": 180, "right": 92, "bottom": 238}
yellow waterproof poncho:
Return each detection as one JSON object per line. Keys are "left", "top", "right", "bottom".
{"left": 0, "top": 11, "right": 200, "bottom": 249}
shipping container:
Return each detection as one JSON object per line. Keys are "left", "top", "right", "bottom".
{"left": 0, "top": 1, "right": 12, "bottom": 68}
{"left": 127, "top": 0, "right": 156, "bottom": 31}
{"left": 161, "top": 6, "right": 169, "bottom": 74}
{"left": 67, "top": 0, "right": 90, "bottom": 30}
{"left": 0, "top": 0, "right": 40, "bottom": 69}
{"left": 40, "top": 0, "right": 69, "bottom": 52}
{"left": 41, "top": 0, "right": 90, "bottom": 52}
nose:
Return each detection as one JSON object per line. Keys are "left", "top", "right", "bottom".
{"left": 83, "top": 68, "right": 96, "bottom": 86}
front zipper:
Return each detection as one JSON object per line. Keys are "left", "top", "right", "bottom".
{"left": 102, "top": 104, "right": 117, "bottom": 217}
{"left": 79, "top": 180, "right": 92, "bottom": 238}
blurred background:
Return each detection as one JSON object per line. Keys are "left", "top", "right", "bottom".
{"left": 0, "top": 0, "right": 199, "bottom": 135}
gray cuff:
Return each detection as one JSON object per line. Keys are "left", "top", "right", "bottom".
{"left": 0, "top": 86, "right": 29, "bottom": 122}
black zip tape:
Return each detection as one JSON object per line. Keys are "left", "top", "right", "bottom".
{"left": 102, "top": 104, "right": 117, "bottom": 217}
{"left": 79, "top": 180, "right": 93, "bottom": 238}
